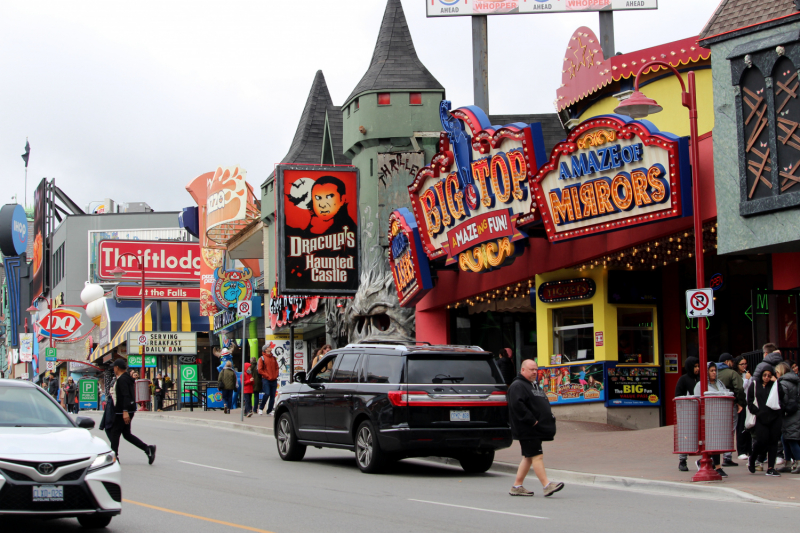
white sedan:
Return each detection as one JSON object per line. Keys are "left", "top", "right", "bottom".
{"left": 0, "top": 379, "right": 121, "bottom": 529}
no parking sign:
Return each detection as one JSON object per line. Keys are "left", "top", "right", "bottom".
{"left": 686, "top": 289, "right": 714, "bottom": 318}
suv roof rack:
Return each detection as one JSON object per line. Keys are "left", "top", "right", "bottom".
{"left": 342, "top": 342, "right": 486, "bottom": 353}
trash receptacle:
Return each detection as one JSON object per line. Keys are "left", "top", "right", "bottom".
{"left": 674, "top": 396, "right": 700, "bottom": 454}
{"left": 135, "top": 378, "right": 152, "bottom": 404}
{"left": 704, "top": 395, "right": 735, "bottom": 453}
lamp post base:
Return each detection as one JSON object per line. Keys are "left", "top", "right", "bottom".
{"left": 691, "top": 453, "right": 722, "bottom": 482}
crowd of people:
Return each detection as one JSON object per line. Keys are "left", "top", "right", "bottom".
{"left": 674, "top": 342, "right": 800, "bottom": 477}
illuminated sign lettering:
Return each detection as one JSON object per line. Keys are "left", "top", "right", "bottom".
{"left": 388, "top": 208, "right": 433, "bottom": 307}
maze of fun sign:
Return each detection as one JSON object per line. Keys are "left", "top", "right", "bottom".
{"left": 408, "top": 102, "right": 547, "bottom": 272}
{"left": 532, "top": 115, "right": 692, "bottom": 242}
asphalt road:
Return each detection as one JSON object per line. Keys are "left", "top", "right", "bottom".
{"left": 5, "top": 415, "right": 798, "bottom": 533}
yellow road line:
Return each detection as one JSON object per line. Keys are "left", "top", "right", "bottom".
{"left": 123, "top": 499, "right": 277, "bottom": 533}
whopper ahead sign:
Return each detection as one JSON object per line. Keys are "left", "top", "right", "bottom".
{"left": 97, "top": 240, "right": 201, "bottom": 282}
{"left": 426, "top": 0, "right": 657, "bottom": 17}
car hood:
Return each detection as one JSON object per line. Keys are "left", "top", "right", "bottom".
{"left": 0, "top": 427, "right": 110, "bottom": 458}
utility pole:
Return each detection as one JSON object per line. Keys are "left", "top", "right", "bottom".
{"left": 599, "top": 11, "right": 615, "bottom": 58}
{"left": 471, "top": 15, "right": 489, "bottom": 115}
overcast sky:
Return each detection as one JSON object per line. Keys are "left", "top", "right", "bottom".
{"left": 0, "top": 0, "right": 722, "bottom": 213}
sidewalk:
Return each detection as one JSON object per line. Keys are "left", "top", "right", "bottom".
{"left": 135, "top": 409, "right": 800, "bottom": 504}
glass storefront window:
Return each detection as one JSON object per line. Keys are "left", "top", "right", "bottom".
{"left": 617, "top": 307, "right": 655, "bottom": 364}
{"left": 553, "top": 305, "right": 594, "bottom": 362}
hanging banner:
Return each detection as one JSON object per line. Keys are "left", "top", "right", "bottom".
{"left": 213, "top": 267, "right": 254, "bottom": 309}
{"left": 19, "top": 333, "right": 33, "bottom": 362}
{"left": 388, "top": 208, "right": 433, "bottom": 307}
{"left": 532, "top": 115, "right": 692, "bottom": 242}
{"left": 269, "top": 284, "right": 320, "bottom": 329}
{"left": 31, "top": 179, "right": 47, "bottom": 300}
{"left": 409, "top": 102, "right": 547, "bottom": 273}
{"left": 276, "top": 164, "right": 360, "bottom": 295}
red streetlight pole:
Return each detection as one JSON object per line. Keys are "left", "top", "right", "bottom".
{"left": 615, "top": 62, "right": 718, "bottom": 482}
{"left": 109, "top": 253, "right": 150, "bottom": 411}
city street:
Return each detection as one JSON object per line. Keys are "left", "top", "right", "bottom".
{"left": 5, "top": 416, "right": 798, "bottom": 533}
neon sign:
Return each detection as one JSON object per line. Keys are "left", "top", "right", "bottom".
{"left": 388, "top": 208, "right": 433, "bottom": 307}
{"left": 408, "top": 101, "right": 547, "bottom": 272}
{"left": 532, "top": 115, "right": 691, "bottom": 242}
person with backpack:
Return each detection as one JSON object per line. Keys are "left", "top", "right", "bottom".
{"left": 217, "top": 361, "right": 238, "bottom": 414}
{"left": 675, "top": 356, "right": 699, "bottom": 472}
{"left": 507, "top": 359, "right": 563, "bottom": 497}
{"left": 775, "top": 362, "right": 800, "bottom": 474}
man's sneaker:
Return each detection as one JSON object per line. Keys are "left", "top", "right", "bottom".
{"left": 678, "top": 460, "right": 688, "bottom": 472}
{"left": 748, "top": 461, "right": 756, "bottom": 474}
{"left": 765, "top": 468, "right": 781, "bottom": 477}
{"left": 721, "top": 459, "right": 738, "bottom": 467}
{"left": 543, "top": 482, "right": 564, "bottom": 497}
{"left": 738, "top": 454, "right": 749, "bottom": 460}
{"left": 258, "top": 409, "right": 263, "bottom": 415}
{"left": 755, "top": 462, "right": 763, "bottom": 471}
{"left": 716, "top": 468, "right": 728, "bottom": 478}
{"left": 147, "top": 445, "right": 156, "bottom": 465}
{"left": 776, "top": 457, "right": 785, "bottom": 466}
{"left": 509, "top": 486, "right": 534, "bottom": 497}
{"left": 791, "top": 463, "right": 800, "bottom": 475}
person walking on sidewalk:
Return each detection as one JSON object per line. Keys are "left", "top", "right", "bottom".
{"left": 218, "top": 361, "right": 237, "bottom": 414}
{"left": 250, "top": 356, "right": 262, "bottom": 417}
{"left": 717, "top": 353, "right": 744, "bottom": 468}
{"left": 775, "top": 362, "right": 800, "bottom": 474}
{"left": 243, "top": 359, "right": 255, "bottom": 417}
{"left": 507, "top": 359, "right": 563, "bottom": 497}
{"left": 734, "top": 356, "right": 753, "bottom": 460}
{"left": 674, "top": 356, "right": 699, "bottom": 472}
{"left": 153, "top": 373, "right": 167, "bottom": 412}
{"left": 109, "top": 359, "right": 156, "bottom": 464}
{"left": 496, "top": 348, "right": 516, "bottom": 386}
{"left": 747, "top": 367, "right": 783, "bottom": 476}
{"left": 257, "top": 345, "right": 279, "bottom": 415}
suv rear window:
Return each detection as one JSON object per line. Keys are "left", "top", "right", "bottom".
{"left": 408, "top": 355, "right": 504, "bottom": 384}
{"left": 363, "top": 354, "right": 404, "bottom": 384}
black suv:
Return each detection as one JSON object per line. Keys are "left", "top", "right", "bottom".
{"left": 273, "top": 343, "right": 511, "bottom": 473}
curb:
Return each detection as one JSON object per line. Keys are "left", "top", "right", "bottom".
{"left": 130, "top": 412, "right": 799, "bottom": 507}
{"left": 425, "top": 457, "right": 784, "bottom": 505}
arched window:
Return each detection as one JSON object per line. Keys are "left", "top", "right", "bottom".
{"left": 740, "top": 67, "right": 771, "bottom": 200}
{"left": 773, "top": 57, "right": 800, "bottom": 194}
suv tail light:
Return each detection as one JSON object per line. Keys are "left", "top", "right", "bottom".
{"left": 387, "top": 390, "right": 507, "bottom": 407}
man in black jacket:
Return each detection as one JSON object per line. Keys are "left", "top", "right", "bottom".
{"left": 109, "top": 359, "right": 156, "bottom": 464}
{"left": 507, "top": 359, "right": 564, "bottom": 497}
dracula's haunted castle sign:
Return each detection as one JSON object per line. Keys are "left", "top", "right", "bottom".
{"left": 276, "top": 164, "right": 360, "bottom": 295}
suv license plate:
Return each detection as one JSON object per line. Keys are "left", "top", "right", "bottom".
{"left": 33, "top": 485, "right": 63, "bottom": 502}
{"left": 450, "top": 410, "right": 470, "bottom": 422}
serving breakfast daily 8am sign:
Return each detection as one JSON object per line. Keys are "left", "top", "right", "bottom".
{"left": 426, "top": 0, "right": 657, "bottom": 17}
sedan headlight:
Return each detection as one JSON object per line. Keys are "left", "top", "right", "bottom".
{"left": 89, "top": 452, "right": 116, "bottom": 472}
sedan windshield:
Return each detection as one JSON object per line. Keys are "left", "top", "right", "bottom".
{"left": 0, "top": 385, "right": 73, "bottom": 427}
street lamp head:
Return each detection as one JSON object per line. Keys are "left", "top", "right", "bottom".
{"left": 26, "top": 305, "right": 38, "bottom": 314}
{"left": 109, "top": 265, "right": 127, "bottom": 279}
{"left": 614, "top": 90, "right": 663, "bottom": 119}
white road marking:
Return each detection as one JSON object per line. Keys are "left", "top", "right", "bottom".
{"left": 178, "top": 460, "right": 242, "bottom": 473}
{"left": 409, "top": 499, "right": 549, "bottom": 520}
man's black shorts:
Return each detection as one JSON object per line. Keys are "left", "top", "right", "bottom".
{"left": 519, "top": 439, "right": 543, "bottom": 458}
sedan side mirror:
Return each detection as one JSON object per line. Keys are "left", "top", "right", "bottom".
{"left": 294, "top": 372, "right": 307, "bottom": 383}
{"left": 76, "top": 417, "right": 95, "bottom": 429}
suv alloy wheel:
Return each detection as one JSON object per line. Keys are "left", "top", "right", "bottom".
{"left": 355, "top": 420, "right": 385, "bottom": 473}
{"left": 276, "top": 413, "right": 307, "bottom": 461}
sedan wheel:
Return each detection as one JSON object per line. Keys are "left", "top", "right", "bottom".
{"left": 355, "top": 420, "right": 384, "bottom": 473}
{"left": 276, "top": 413, "right": 306, "bottom": 461}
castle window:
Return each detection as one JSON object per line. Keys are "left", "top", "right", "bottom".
{"left": 378, "top": 93, "right": 391, "bottom": 106}
{"left": 355, "top": 97, "right": 360, "bottom": 110}
{"left": 409, "top": 92, "right": 422, "bottom": 105}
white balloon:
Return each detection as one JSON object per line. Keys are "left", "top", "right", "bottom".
{"left": 81, "top": 282, "right": 104, "bottom": 304}
{"left": 86, "top": 298, "right": 106, "bottom": 319}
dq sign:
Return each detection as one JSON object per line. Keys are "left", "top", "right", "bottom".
{"left": 36, "top": 306, "right": 95, "bottom": 343}
{"left": 213, "top": 267, "right": 254, "bottom": 309}
{"left": 532, "top": 115, "right": 691, "bottom": 242}
{"left": 388, "top": 208, "right": 433, "bottom": 307}
{"left": 409, "top": 102, "right": 547, "bottom": 272}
